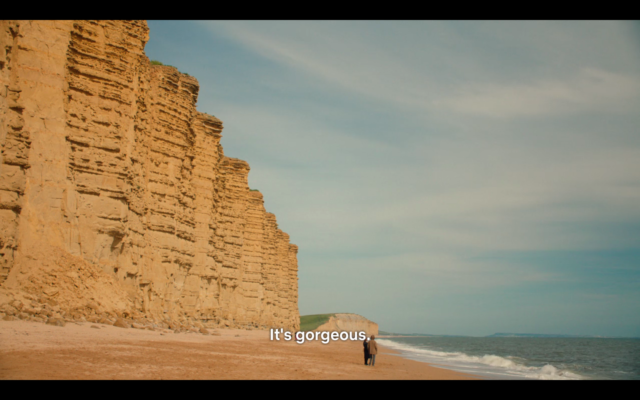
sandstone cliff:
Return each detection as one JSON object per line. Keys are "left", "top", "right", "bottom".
{"left": 315, "top": 314, "right": 378, "bottom": 336}
{"left": 0, "top": 20, "right": 299, "bottom": 330}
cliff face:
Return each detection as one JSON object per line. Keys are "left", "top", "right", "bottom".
{"left": 315, "top": 314, "right": 378, "bottom": 336}
{"left": 0, "top": 20, "right": 299, "bottom": 330}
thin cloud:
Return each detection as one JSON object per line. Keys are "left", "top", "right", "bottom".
{"left": 198, "top": 21, "right": 640, "bottom": 118}
{"left": 436, "top": 68, "right": 640, "bottom": 119}
{"left": 155, "top": 21, "right": 640, "bottom": 335}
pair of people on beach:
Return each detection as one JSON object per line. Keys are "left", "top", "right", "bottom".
{"left": 363, "top": 335, "right": 377, "bottom": 366}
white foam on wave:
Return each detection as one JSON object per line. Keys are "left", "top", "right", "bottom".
{"left": 377, "top": 339, "right": 584, "bottom": 380}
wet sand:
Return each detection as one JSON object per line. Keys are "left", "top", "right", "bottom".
{"left": 0, "top": 320, "right": 480, "bottom": 379}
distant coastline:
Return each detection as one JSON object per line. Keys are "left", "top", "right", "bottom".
{"left": 485, "top": 333, "right": 638, "bottom": 339}
{"left": 379, "top": 331, "right": 639, "bottom": 339}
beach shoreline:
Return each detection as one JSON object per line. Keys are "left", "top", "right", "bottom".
{"left": 0, "top": 320, "right": 480, "bottom": 380}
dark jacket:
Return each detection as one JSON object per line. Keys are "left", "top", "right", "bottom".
{"left": 363, "top": 340, "right": 370, "bottom": 356}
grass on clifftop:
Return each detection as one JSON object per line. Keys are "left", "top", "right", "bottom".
{"left": 150, "top": 60, "right": 189, "bottom": 76}
{"left": 299, "top": 314, "right": 335, "bottom": 331}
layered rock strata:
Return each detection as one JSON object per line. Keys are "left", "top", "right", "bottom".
{"left": 0, "top": 20, "right": 299, "bottom": 330}
{"left": 315, "top": 314, "right": 379, "bottom": 337}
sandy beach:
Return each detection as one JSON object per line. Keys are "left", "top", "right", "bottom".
{"left": 0, "top": 320, "right": 479, "bottom": 380}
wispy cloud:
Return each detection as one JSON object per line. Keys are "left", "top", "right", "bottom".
{"left": 199, "top": 21, "right": 640, "bottom": 119}
{"left": 435, "top": 68, "right": 640, "bottom": 119}
{"left": 150, "top": 21, "right": 640, "bottom": 335}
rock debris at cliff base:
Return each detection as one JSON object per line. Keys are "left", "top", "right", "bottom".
{"left": 0, "top": 20, "right": 299, "bottom": 331}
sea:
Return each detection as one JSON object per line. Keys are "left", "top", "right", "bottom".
{"left": 377, "top": 336, "right": 640, "bottom": 380}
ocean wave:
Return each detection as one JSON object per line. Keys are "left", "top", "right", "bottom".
{"left": 377, "top": 339, "right": 584, "bottom": 380}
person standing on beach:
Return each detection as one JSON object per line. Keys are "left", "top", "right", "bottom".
{"left": 363, "top": 337, "right": 371, "bottom": 365}
{"left": 368, "top": 335, "right": 378, "bottom": 366}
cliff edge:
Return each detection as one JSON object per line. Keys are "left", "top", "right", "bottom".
{"left": 0, "top": 20, "right": 299, "bottom": 330}
{"left": 314, "top": 313, "right": 378, "bottom": 336}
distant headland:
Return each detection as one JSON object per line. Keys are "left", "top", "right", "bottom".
{"left": 379, "top": 331, "right": 638, "bottom": 338}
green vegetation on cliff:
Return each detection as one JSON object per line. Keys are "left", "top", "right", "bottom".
{"left": 150, "top": 60, "right": 189, "bottom": 76}
{"left": 299, "top": 314, "right": 335, "bottom": 331}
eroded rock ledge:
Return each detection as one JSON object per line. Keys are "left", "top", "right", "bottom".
{"left": 315, "top": 314, "right": 378, "bottom": 337}
{"left": 0, "top": 20, "right": 299, "bottom": 330}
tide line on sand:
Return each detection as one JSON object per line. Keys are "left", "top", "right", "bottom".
{"left": 0, "top": 320, "right": 480, "bottom": 380}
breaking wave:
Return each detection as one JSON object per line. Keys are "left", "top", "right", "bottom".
{"left": 377, "top": 339, "right": 584, "bottom": 380}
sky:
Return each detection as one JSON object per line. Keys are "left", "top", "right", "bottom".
{"left": 145, "top": 21, "right": 640, "bottom": 337}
